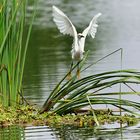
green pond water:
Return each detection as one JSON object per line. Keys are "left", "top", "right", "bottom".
{"left": 1, "top": 0, "right": 140, "bottom": 139}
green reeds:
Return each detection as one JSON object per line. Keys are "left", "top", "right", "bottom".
{"left": 40, "top": 53, "right": 140, "bottom": 116}
{"left": 0, "top": 0, "right": 35, "bottom": 107}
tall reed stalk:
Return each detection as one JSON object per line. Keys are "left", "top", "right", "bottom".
{"left": 0, "top": 0, "right": 35, "bottom": 107}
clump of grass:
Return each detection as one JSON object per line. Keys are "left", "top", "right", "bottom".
{"left": 0, "top": 0, "right": 35, "bottom": 106}
{"left": 40, "top": 52, "right": 140, "bottom": 118}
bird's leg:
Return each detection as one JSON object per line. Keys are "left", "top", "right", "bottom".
{"left": 67, "top": 61, "right": 73, "bottom": 80}
{"left": 76, "top": 61, "right": 80, "bottom": 79}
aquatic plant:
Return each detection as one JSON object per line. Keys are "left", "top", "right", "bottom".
{"left": 0, "top": 105, "right": 138, "bottom": 127}
{"left": 0, "top": 0, "right": 35, "bottom": 106}
{"left": 41, "top": 52, "right": 140, "bottom": 117}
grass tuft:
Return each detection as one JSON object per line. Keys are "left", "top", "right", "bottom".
{"left": 40, "top": 53, "right": 140, "bottom": 118}
{"left": 0, "top": 0, "right": 35, "bottom": 107}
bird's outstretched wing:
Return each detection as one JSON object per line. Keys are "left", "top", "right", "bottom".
{"left": 82, "top": 13, "right": 102, "bottom": 38}
{"left": 52, "top": 6, "right": 77, "bottom": 37}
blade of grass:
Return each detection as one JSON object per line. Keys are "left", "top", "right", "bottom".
{"left": 87, "top": 95, "right": 99, "bottom": 126}
{"left": 82, "top": 48, "right": 123, "bottom": 72}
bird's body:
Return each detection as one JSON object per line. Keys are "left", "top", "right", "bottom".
{"left": 52, "top": 6, "right": 101, "bottom": 78}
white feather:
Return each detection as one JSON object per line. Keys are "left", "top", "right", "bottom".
{"left": 52, "top": 6, "right": 79, "bottom": 53}
{"left": 52, "top": 6, "right": 77, "bottom": 37}
{"left": 82, "top": 13, "right": 102, "bottom": 38}
{"left": 79, "top": 13, "right": 101, "bottom": 52}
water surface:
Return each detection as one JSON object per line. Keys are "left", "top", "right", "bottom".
{"left": 0, "top": 123, "right": 140, "bottom": 139}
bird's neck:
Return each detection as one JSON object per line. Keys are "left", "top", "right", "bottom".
{"left": 77, "top": 38, "right": 85, "bottom": 52}
{"left": 74, "top": 41, "right": 80, "bottom": 51}
{"left": 73, "top": 36, "right": 85, "bottom": 52}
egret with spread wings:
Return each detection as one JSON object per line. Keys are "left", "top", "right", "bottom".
{"left": 52, "top": 5, "right": 101, "bottom": 79}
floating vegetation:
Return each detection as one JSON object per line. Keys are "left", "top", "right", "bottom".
{"left": 0, "top": 105, "right": 139, "bottom": 128}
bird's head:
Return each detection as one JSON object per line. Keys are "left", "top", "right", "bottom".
{"left": 78, "top": 33, "right": 84, "bottom": 39}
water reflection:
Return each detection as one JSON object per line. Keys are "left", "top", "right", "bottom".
{"left": 24, "top": 126, "right": 58, "bottom": 139}
{"left": 0, "top": 123, "right": 140, "bottom": 140}
{"left": 51, "top": 123, "right": 140, "bottom": 140}
{"left": 0, "top": 126, "right": 24, "bottom": 139}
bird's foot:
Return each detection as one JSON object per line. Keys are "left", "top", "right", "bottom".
{"left": 67, "top": 71, "right": 72, "bottom": 80}
{"left": 77, "top": 69, "right": 80, "bottom": 79}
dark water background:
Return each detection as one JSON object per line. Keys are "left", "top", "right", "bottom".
{"left": 1, "top": 0, "right": 140, "bottom": 139}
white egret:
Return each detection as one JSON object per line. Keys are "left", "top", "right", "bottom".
{"left": 52, "top": 5, "right": 102, "bottom": 79}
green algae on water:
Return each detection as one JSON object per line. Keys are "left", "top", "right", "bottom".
{"left": 0, "top": 105, "right": 139, "bottom": 127}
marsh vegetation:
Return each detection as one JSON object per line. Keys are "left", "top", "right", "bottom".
{"left": 0, "top": 0, "right": 140, "bottom": 135}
